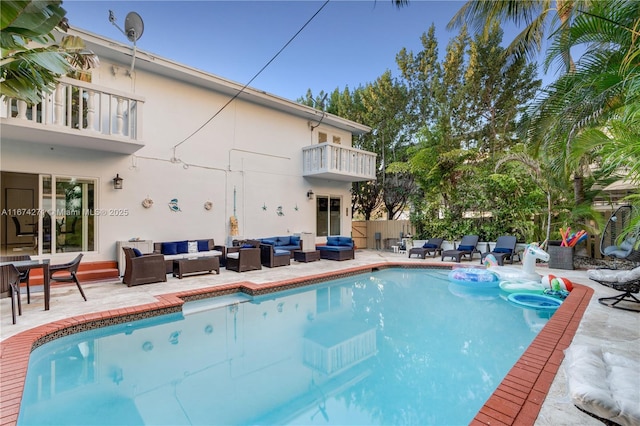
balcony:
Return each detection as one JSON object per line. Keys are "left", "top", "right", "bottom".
{"left": 1, "top": 77, "right": 145, "bottom": 154}
{"left": 302, "top": 143, "right": 377, "bottom": 182}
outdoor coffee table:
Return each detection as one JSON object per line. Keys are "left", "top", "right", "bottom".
{"left": 293, "top": 250, "right": 321, "bottom": 263}
{"left": 173, "top": 257, "right": 219, "bottom": 279}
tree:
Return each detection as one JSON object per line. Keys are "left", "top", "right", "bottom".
{"left": 1, "top": 0, "right": 98, "bottom": 105}
{"left": 525, "top": 0, "right": 640, "bottom": 237}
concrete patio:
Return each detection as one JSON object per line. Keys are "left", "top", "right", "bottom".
{"left": 1, "top": 249, "right": 638, "bottom": 425}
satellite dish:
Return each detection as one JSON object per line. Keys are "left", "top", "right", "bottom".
{"left": 124, "top": 12, "right": 144, "bottom": 42}
{"left": 108, "top": 10, "right": 144, "bottom": 76}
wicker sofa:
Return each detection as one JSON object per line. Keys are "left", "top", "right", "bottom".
{"left": 317, "top": 236, "right": 355, "bottom": 261}
{"left": 154, "top": 239, "right": 225, "bottom": 274}
{"left": 258, "top": 235, "right": 302, "bottom": 257}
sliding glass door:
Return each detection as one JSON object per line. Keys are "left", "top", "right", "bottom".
{"left": 316, "top": 196, "right": 341, "bottom": 237}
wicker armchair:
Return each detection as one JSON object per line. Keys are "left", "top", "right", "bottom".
{"left": 226, "top": 240, "right": 262, "bottom": 272}
{"left": 260, "top": 243, "right": 291, "bottom": 268}
{"left": 122, "top": 247, "right": 167, "bottom": 287}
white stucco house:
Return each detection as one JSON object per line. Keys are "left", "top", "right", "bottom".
{"left": 0, "top": 27, "right": 375, "bottom": 276}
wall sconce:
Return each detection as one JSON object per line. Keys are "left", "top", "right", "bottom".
{"left": 112, "top": 174, "right": 123, "bottom": 190}
{"left": 307, "top": 189, "right": 314, "bottom": 200}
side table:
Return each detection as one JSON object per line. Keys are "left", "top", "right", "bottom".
{"left": 294, "top": 250, "right": 321, "bottom": 263}
{"left": 173, "top": 257, "right": 220, "bottom": 279}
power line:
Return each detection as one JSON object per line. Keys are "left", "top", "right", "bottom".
{"left": 173, "top": 0, "right": 331, "bottom": 151}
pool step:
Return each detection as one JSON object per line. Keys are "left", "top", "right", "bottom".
{"left": 23, "top": 261, "right": 119, "bottom": 285}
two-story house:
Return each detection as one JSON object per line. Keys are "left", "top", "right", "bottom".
{"left": 0, "top": 27, "right": 376, "bottom": 277}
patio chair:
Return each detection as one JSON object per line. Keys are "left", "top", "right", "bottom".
{"left": 441, "top": 235, "right": 480, "bottom": 263}
{"left": 0, "top": 255, "right": 32, "bottom": 303}
{"left": 48, "top": 254, "right": 87, "bottom": 301}
{"left": 226, "top": 240, "right": 262, "bottom": 272}
{"left": 1, "top": 264, "right": 22, "bottom": 324}
{"left": 122, "top": 247, "right": 167, "bottom": 286}
{"left": 408, "top": 238, "right": 443, "bottom": 259}
{"left": 587, "top": 266, "right": 640, "bottom": 311}
{"left": 480, "top": 236, "right": 517, "bottom": 266}
{"left": 260, "top": 243, "right": 291, "bottom": 268}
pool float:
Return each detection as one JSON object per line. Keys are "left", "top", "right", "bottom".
{"left": 507, "top": 293, "right": 563, "bottom": 311}
{"left": 541, "top": 274, "right": 574, "bottom": 292}
{"left": 448, "top": 267, "right": 499, "bottom": 288}
{"left": 487, "top": 243, "right": 550, "bottom": 282}
{"left": 499, "top": 280, "right": 546, "bottom": 294}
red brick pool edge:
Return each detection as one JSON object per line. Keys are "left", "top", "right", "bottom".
{"left": 0, "top": 263, "right": 593, "bottom": 426}
{"left": 472, "top": 283, "right": 593, "bottom": 425}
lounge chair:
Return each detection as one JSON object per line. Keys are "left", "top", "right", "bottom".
{"left": 480, "top": 236, "right": 517, "bottom": 266}
{"left": 587, "top": 266, "right": 640, "bottom": 311}
{"left": 122, "top": 247, "right": 167, "bottom": 287}
{"left": 408, "top": 238, "right": 443, "bottom": 259}
{"left": 226, "top": 240, "right": 262, "bottom": 272}
{"left": 441, "top": 235, "right": 480, "bottom": 263}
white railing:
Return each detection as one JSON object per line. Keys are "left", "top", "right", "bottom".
{"left": 1, "top": 76, "right": 144, "bottom": 141}
{"left": 302, "top": 143, "right": 377, "bottom": 181}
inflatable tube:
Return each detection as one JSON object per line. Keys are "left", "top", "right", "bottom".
{"left": 541, "top": 274, "right": 574, "bottom": 292}
{"left": 448, "top": 268, "right": 499, "bottom": 288}
{"left": 507, "top": 293, "right": 563, "bottom": 310}
{"left": 499, "top": 280, "right": 546, "bottom": 294}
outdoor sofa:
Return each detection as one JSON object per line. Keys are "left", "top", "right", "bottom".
{"left": 258, "top": 235, "right": 302, "bottom": 257}
{"left": 317, "top": 236, "right": 355, "bottom": 261}
{"left": 154, "top": 239, "right": 225, "bottom": 274}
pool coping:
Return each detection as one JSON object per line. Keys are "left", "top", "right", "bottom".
{"left": 0, "top": 262, "right": 592, "bottom": 426}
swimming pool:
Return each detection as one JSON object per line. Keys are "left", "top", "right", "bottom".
{"left": 17, "top": 268, "right": 554, "bottom": 425}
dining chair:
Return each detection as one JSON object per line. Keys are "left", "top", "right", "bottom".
{"left": 1, "top": 264, "right": 22, "bottom": 324}
{"left": 49, "top": 254, "right": 87, "bottom": 301}
{"left": 0, "top": 255, "right": 32, "bottom": 303}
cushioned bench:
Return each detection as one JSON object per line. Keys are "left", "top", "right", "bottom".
{"left": 154, "top": 239, "right": 225, "bottom": 274}
{"left": 317, "top": 236, "right": 355, "bottom": 261}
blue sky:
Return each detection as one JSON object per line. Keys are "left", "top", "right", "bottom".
{"left": 64, "top": 0, "right": 549, "bottom": 102}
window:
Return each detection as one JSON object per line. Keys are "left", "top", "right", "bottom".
{"left": 332, "top": 135, "right": 341, "bottom": 145}
{"left": 316, "top": 196, "right": 341, "bottom": 237}
{"left": 318, "top": 132, "right": 328, "bottom": 143}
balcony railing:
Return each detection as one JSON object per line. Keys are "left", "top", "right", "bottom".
{"left": 303, "top": 143, "right": 377, "bottom": 182}
{"left": 1, "top": 77, "right": 145, "bottom": 154}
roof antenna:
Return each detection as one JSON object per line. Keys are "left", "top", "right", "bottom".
{"left": 108, "top": 10, "right": 144, "bottom": 76}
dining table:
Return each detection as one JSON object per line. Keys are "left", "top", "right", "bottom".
{"left": 0, "top": 258, "right": 51, "bottom": 310}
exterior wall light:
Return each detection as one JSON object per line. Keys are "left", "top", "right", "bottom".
{"left": 307, "top": 189, "right": 314, "bottom": 200}
{"left": 113, "top": 174, "right": 123, "bottom": 190}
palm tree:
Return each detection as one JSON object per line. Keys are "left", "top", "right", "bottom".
{"left": 1, "top": 0, "right": 98, "bottom": 105}
{"left": 447, "top": 0, "right": 582, "bottom": 72}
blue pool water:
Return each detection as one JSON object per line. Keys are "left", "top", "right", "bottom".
{"left": 18, "top": 269, "right": 552, "bottom": 425}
